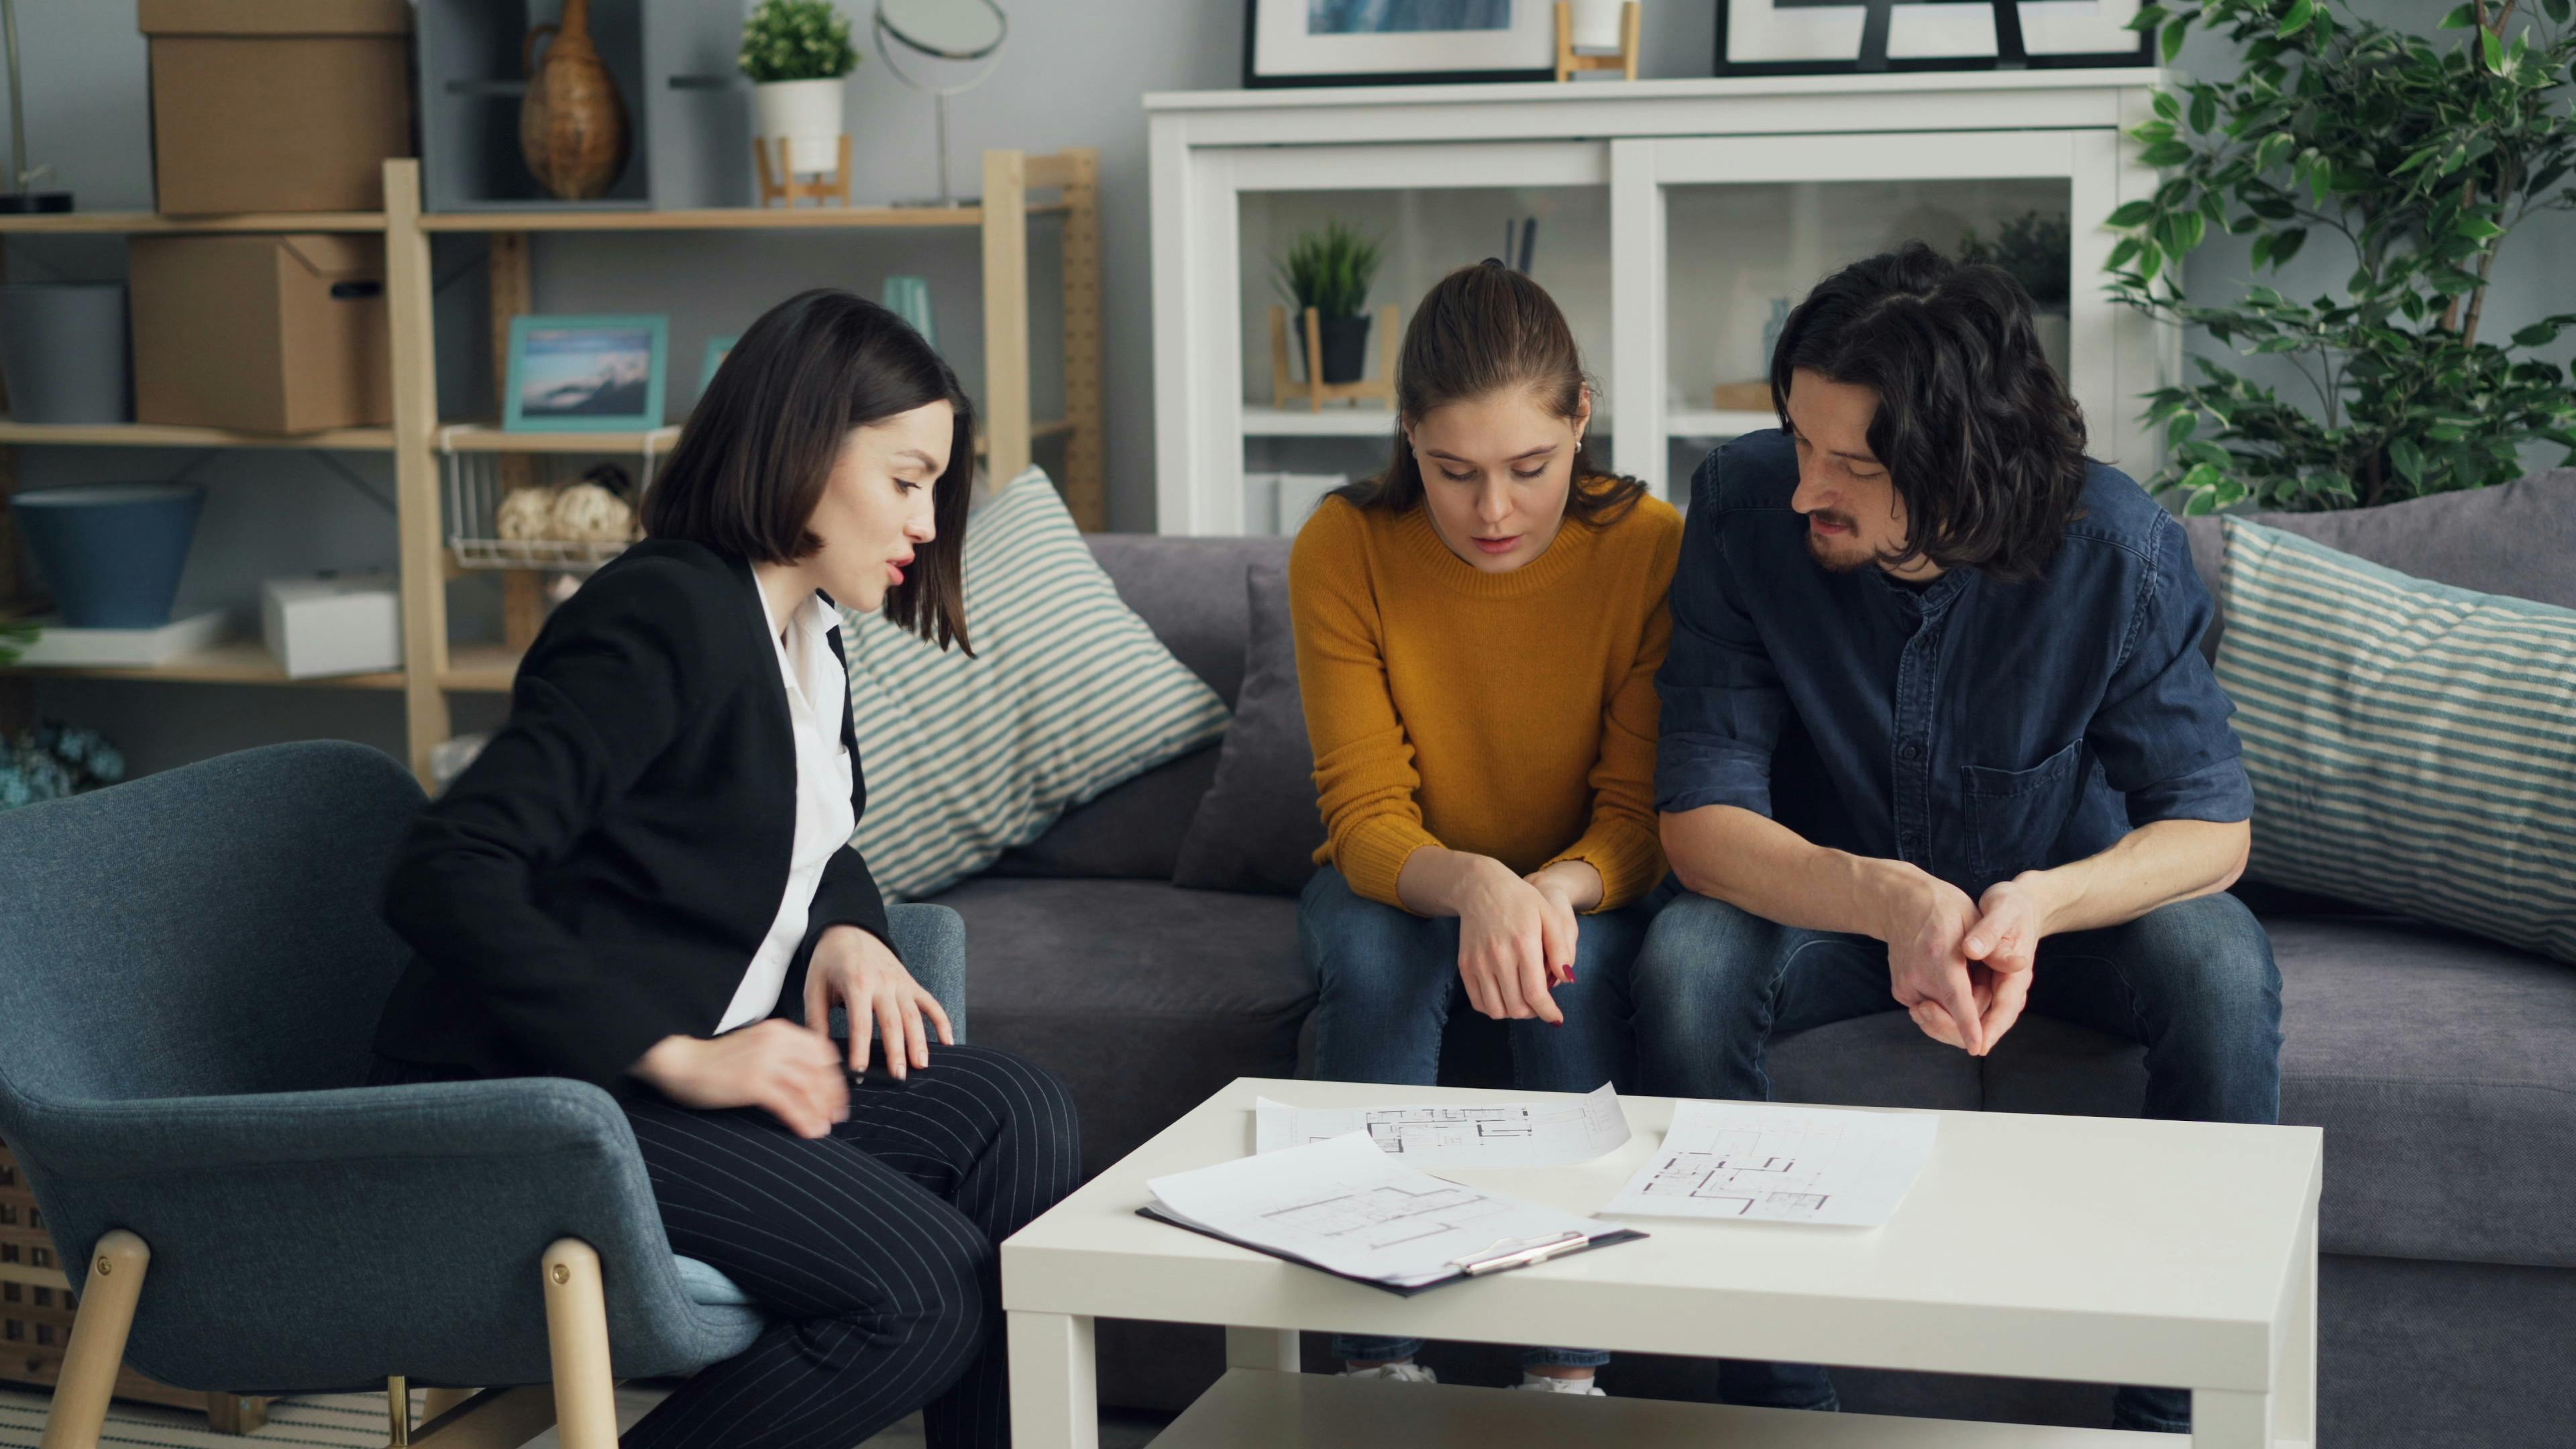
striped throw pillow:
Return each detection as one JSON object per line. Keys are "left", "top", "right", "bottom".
{"left": 840, "top": 468, "right": 1232, "bottom": 900}
{"left": 2216, "top": 518, "right": 2576, "bottom": 963}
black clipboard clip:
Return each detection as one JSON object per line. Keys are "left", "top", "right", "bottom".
{"left": 1449, "top": 1230, "right": 1591, "bottom": 1277}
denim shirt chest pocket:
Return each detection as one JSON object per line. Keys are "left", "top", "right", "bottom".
{"left": 1960, "top": 738, "right": 2088, "bottom": 888}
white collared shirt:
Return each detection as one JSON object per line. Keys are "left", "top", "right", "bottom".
{"left": 715, "top": 587, "right": 859, "bottom": 1032}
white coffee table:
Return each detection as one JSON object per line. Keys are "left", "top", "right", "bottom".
{"left": 1002, "top": 1079, "right": 2320, "bottom": 1448}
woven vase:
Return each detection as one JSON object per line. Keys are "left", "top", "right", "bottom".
{"left": 521, "top": 0, "right": 631, "bottom": 201}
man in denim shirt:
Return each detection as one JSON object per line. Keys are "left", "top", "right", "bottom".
{"left": 1639, "top": 245, "right": 2281, "bottom": 1435}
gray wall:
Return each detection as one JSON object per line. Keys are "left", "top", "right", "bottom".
{"left": 4, "top": 1, "right": 2566, "bottom": 775}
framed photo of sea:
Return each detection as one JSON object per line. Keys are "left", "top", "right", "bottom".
{"left": 1245, "top": 0, "right": 1556, "bottom": 88}
{"left": 1715, "top": 0, "right": 2151, "bottom": 76}
{"left": 504, "top": 314, "right": 669, "bottom": 432}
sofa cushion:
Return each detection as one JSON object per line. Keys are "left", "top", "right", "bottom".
{"left": 843, "top": 472, "right": 1230, "bottom": 899}
{"left": 2216, "top": 520, "right": 2576, "bottom": 963}
{"left": 1085, "top": 535, "right": 1292, "bottom": 708}
{"left": 1174, "top": 563, "right": 1326, "bottom": 896}
{"left": 987, "top": 745, "right": 1222, "bottom": 881}
{"left": 2184, "top": 466, "right": 2576, "bottom": 659}
{"left": 926, "top": 876, "right": 1311, "bottom": 1179}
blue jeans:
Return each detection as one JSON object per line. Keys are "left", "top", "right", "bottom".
{"left": 1631, "top": 890, "right": 2283, "bottom": 1432}
{"left": 1301, "top": 865, "right": 1656, "bottom": 1372}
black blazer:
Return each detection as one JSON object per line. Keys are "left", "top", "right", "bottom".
{"left": 373, "top": 538, "right": 894, "bottom": 1091}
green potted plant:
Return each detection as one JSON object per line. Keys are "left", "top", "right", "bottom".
{"left": 1277, "top": 220, "right": 1386, "bottom": 386}
{"left": 2104, "top": 0, "right": 2576, "bottom": 514}
{"left": 741, "top": 0, "right": 863, "bottom": 176}
{"left": 1959, "top": 209, "right": 2073, "bottom": 373}
{"left": 0, "top": 614, "right": 33, "bottom": 669}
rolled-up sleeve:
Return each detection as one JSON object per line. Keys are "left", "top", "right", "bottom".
{"left": 2091, "top": 515, "right": 2256, "bottom": 826}
{"left": 1654, "top": 453, "right": 1790, "bottom": 817}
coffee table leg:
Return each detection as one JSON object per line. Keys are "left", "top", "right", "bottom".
{"left": 1008, "top": 1310, "right": 1098, "bottom": 1449}
{"left": 1226, "top": 1325, "right": 1301, "bottom": 1372}
{"left": 2277, "top": 1204, "right": 2318, "bottom": 1444}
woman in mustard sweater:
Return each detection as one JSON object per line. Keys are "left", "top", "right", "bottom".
{"left": 1291, "top": 260, "right": 1681, "bottom": 1393}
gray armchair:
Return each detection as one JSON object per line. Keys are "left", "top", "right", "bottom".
{"left": 0, "top": 741, "right": 967, "bottom": 1448}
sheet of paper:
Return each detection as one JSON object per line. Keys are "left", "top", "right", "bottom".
{"left": 1599, "top": 1100, "right": 1939, "bottom": 1228}
{"left": 1150, "top": 1130, "right": 1622, "bottom": 1287}
{"left": 1253, "top": 1083, "right": 1631, "bottom": 1168}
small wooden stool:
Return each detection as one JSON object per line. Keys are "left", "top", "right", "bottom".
{"left": 753, "top": 136, "right": 853, "bottom": 208}
{"left": 1555, "top": 1, "right": 1642, "bottom": 82}
{"left": 1270, "top": 304, "right": 1399, "bottom": 413}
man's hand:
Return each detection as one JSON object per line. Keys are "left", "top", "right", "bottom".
{"left": 1454, "top": 859, "right": 1567, "bottom": 1025}
{"left": 1965, "top": 875, "right": 2055, "bottom": 977}
{"left": 1878, "top": 867, "right": 1988, "bottom": 1055}
{"left": 803, "top": 924, "right": 954, "bottom": 1080}
{"left": 633, "top": 1023, "right": 848, "bottom": 1138}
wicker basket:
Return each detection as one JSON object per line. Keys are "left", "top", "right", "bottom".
{"left": 0, "top": 1137, "right": 267, "bottom": 1433}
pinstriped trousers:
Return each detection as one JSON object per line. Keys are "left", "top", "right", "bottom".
{"left": 620, "top": 1044, "right": 1080, "bottom": 1449}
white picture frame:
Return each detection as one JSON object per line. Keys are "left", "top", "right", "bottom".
{"left": 1717, "top": 0, "right": 2151, "bottom": 73}
{"left": 1245, "top": 0, "right": 1557, "bottom": 87}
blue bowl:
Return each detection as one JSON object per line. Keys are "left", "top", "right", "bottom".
{"left": 13, "top": 484, "right": 207, "bottom": 629}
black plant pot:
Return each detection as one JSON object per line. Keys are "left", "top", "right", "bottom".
{"left": 1301, "top": 312, "right": 1372, "bottom": 386}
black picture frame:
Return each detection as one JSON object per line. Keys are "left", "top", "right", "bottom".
{"left": 1713, "top": 0, "right": 2152, "bottom": 78}
{"left": 1242, "top": 0, "right": 1558, "bottom": 89}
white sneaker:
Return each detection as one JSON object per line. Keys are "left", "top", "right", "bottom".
{"left": 1340, "top": 1361, "right": 1438, "bottom": 1385}
{"left": 1517, "top": 1373, "right": 1605, "bottom": 1396}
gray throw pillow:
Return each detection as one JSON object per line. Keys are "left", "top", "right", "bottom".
{"left": 987, "top": 745, "right": 1222, "bottom": 881}
{"left": 1172, "top": 563, "right": 1326, "bottom": 896}
{"left": 2184, "top": 466, "right": 2576, "bottom": 660}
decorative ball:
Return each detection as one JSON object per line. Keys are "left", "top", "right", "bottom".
{"left": 551, "top": 482, "right": 637, "bottom": 543}
{"left": 497, "top": 486, "right": 557, "bottom": 541}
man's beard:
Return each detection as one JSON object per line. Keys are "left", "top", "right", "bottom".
{"left": 1804, "top": 511, "right": 1872, "bottom": 574}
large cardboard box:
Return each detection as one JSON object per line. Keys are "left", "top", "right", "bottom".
{"left": 129, "top": 234, "right": 393, "bottom": 434}
{"left": 138, "top": 0, "right": 414, "bottom": 215}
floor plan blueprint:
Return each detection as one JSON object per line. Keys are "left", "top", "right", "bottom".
{"left": 1602, "top": 1101, "right": 1939, "bottom": 1227}
{"left": 1254, "top": 1083, "right": 1630, "bottom": 1168}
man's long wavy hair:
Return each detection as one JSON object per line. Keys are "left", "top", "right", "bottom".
{"left": 1334, "top": 260, "right": 1647, "bottom": 526}
{"left": 1771, "top": 241, "right": 2090, "bottom": 582}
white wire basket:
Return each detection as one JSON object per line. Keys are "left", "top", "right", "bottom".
{"left": 439, "top": 427, "right": 679, "bottom": 573}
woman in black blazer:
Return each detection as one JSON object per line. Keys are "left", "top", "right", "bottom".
{"left": 371, "top": 290, "right": 1078, "bottom": 1449}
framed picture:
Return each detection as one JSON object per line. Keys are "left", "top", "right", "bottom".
{"left": 700, "top": 335, "right": 739, "bottom": 393}
{"left": 1244, "top": 0, "right": 1555, "bottom": 89}
{"left": 1716, "top": 0, "right": 2151, "bottom": 76}
{"left": 503, "top": 314, "right": 669, "bottom": 433}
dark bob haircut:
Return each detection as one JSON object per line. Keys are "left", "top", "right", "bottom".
{"left": 1335, "top": 259, "right": 1647, "bottom": 528}
{"left": 643, "top": 288, "right": 974, "bottom": 650}
{"left": 1770, "top": 241, "right": 2090, "bottom": 583}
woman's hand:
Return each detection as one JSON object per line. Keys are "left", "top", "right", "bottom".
{"left": 803, "top": 923, "right": 954, "bottom": 1079}
{"left": 633, "top": 1022, "right": 849, "bottom": 1138}
{"left": 1454, "top": 859, "right": 1566, "bottom": 1025}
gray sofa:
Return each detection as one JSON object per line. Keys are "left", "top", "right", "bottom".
{"left": 933, "top": 471, "right": 2576, "bottom": 1448}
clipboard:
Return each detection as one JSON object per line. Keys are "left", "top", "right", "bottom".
{"left": 1136, "top": 1204, "right": 1647, "bottom": 1297}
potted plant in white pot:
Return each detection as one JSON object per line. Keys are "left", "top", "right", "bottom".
{"left": 741, "top": 0, "right": 862, "bottom": 176}
{"left": 1277, "top": 220, "right": 1386, "bottom": 386}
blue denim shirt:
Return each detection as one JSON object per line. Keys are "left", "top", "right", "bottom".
{"left": 1655, "top": 430, "right": 2253, "bottom": 897}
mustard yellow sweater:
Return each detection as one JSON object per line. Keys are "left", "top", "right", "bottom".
{"left": 1288, "top": 489, "right": 1682, "bottom": 912}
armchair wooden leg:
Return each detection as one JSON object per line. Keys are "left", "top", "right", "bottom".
{"left": 40, "top": 1230, "right": 148, "bottom": 1449}
{"left": 540, "top": 1239, "right": 618, "bottom": 1449}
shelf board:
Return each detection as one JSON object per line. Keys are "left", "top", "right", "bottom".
{"left": 1241, "top": 405, "right": 1404, "bottom": 438}
{"left": 438, "top": 423, "right": 684, "bottom": 455}
{"left": 1666, "top": 409, "right": 1776, "bottom": 439}
{"left": 0, "top": 418, "right": 395, "bottom": 449}
{"left": 0, "top": 640, "right": 404, "bottom": 690}
{"left": 418, "top": 202, "right": 1071, "bottom": 233}
{"left": 440, "top": 645, "right": 522, "bottom": 694}
{"left": 0, "top": 210, "right": 386, "bottom": 234}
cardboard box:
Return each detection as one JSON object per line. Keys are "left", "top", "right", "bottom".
{"left": 129, "top": 233, "right": 392, "bottom": 434}
{"left": 139, "top": 0, "right": 414, "bottom": 215}
{"left": 262, "top": 571, "right": 401, "bottom": 679}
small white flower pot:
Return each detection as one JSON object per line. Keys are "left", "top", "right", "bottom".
{"left": 1570, "top": 0, "right": 1629, "bottom": 50}
{"left": 753, "top": 78, "right": 846, "bottom": 175}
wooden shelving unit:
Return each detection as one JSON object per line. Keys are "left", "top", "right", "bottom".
{"left": 0, "top": 148, "right": 1106, "bottom": 782}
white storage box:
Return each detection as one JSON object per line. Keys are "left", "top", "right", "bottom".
{"left": 262, "top": 572, "right": 401, "bottom": 678}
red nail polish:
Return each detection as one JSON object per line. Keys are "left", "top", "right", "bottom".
{"left": 1565, "top": 967, "right": 1577, "bottom": 983}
